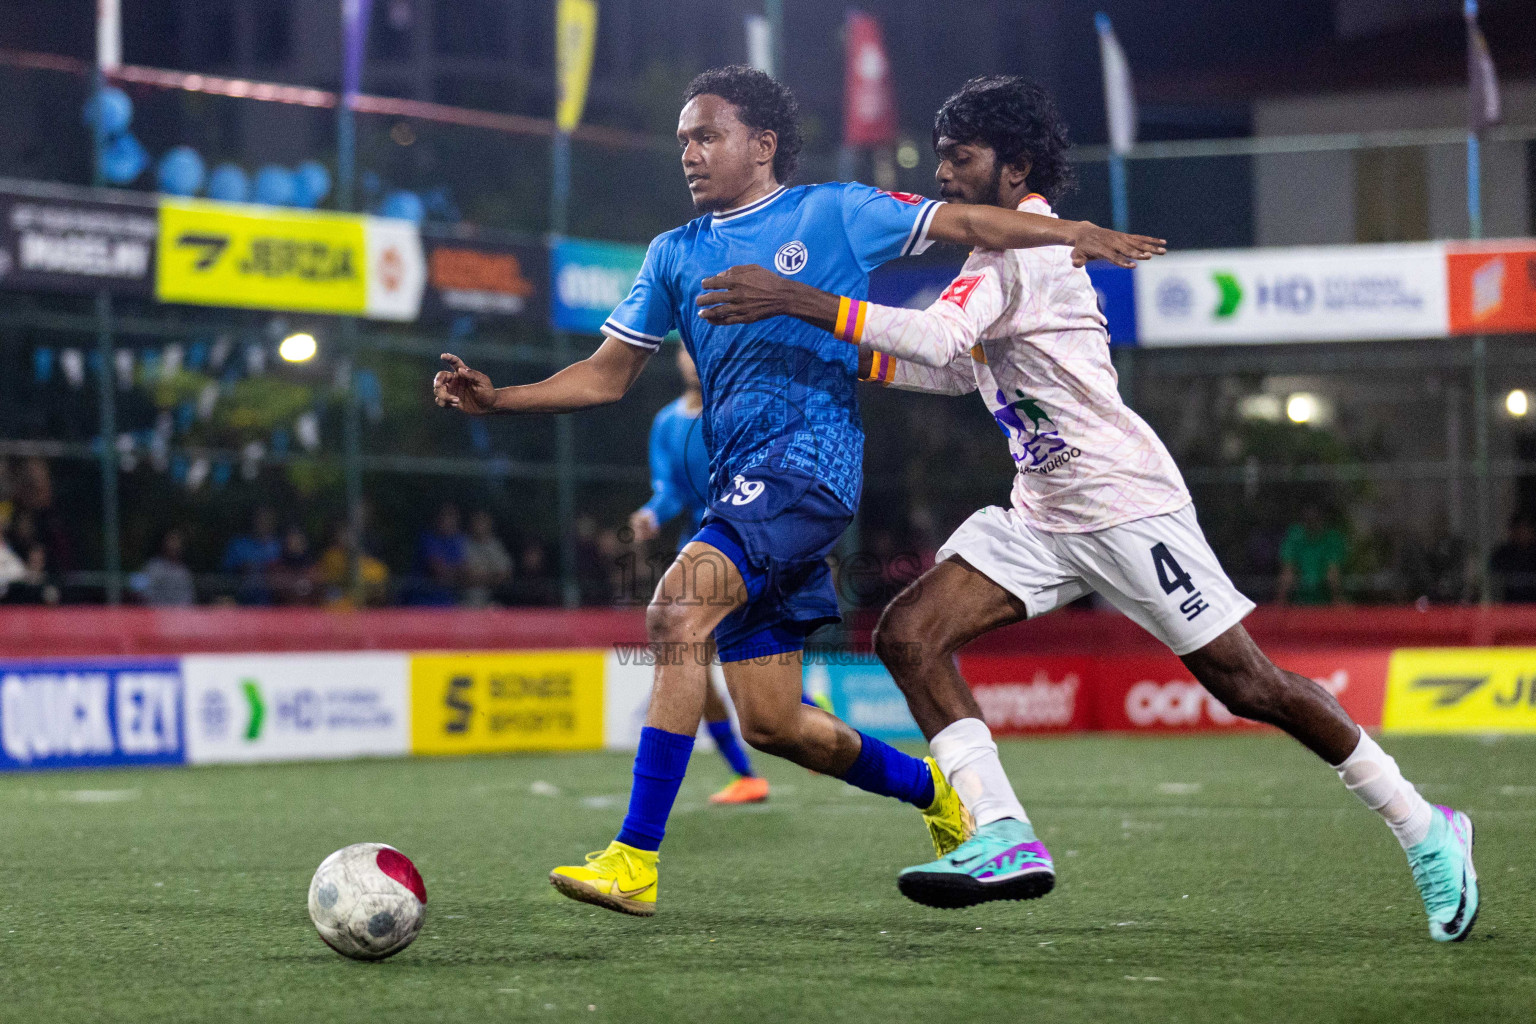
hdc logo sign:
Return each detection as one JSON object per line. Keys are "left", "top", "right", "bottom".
{"left": 0, "top": 661, "right": 183, "bottom": 770}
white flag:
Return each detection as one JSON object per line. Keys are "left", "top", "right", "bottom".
{"left": 745, "top": 15, "right": 774, "bottom": 76}
{"left": 1095, "top": 13, "right": 1137, "bottom": 156}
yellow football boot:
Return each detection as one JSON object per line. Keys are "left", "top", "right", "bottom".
{"left": 920, "top": 756, "right": 975, "bottom": 858}
{"left": 549, "top": 841, "right": 659, "bottom": 917}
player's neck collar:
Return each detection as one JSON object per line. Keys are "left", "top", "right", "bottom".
{"left": 712, "top": 185, "right": 787, "bottom": 223}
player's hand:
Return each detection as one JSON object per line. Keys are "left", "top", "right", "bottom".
{"left": 433, "top": 353, "right": 498, "bottom": 415}
{"left": 628, "top": 509, "right": 659, "bottom": 544}
{"left": 1067, "top": 222, "right": 1166, "bottom": 268}
{"left": 696, "top": 264, "right": 797, "bottom": 325}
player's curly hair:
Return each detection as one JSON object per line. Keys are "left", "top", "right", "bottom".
{"left": 932, "top": 75, "right": 1077, "bottom": 204}
{"left": 684, "top": 65, "right": 804, "bottom": 184}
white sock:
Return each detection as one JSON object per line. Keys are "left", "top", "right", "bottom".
{"left": 1334, "top": 730, "right": 1433, "bottom": 849}
{"left": 930, "top": 718, "right": 1028, "bottom": 827}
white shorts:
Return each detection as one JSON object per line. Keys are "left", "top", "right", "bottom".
{"left": 937, "top": 503, "right": 1255, "bottom": 656}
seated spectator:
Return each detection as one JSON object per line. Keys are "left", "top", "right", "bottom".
{"left": 461, "top": 510, "right": 513, "bottom": 607}
{"left": 1490, "top": 512, "right": 1536, "bottom": 602}
{"left": 129, "top": 528, "right": 196, "bottom": 606}
{"left": 507, "top": 540, "right": 558, "bottom": 606}
{"left": 408, "top": 503, "right": 467, "bottom": 606}
{"left": 1277, "top": 504, "right": 1347, "bottom": 606}
{"left": 316, "top": 521, "right": 390, "bottom": 607}
{"left": 14, "top": 457, "right": 74, "bottom": 577}
{"left": 0, "top": 521, "right": 59, "bottom": 605}
{"left": 267, "top": 524, "right": 318, "bottom": 606}
{"left": 221, "top": 506, "right": 282, "bottom": 604}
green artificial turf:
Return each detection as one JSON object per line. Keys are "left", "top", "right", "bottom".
{"left": 2, "top": 734, "right": 1532, "bottom": 1023}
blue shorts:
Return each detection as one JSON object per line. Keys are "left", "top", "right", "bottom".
{"left": 689, "top": 468, "right": 853, "bottom": 663}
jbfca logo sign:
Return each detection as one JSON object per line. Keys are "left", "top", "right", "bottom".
{"left": 775, "top": 240, "right": 808, "bottom": 275}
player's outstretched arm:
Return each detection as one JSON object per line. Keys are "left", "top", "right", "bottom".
{"left": 432, "top": 338, "right": 651, "bottom": 415}
{"left": 925, "top": 204, "right": 1165, "bottom": 268}
{"left": 698, "top": 264, "right": 996, "bottom": 369}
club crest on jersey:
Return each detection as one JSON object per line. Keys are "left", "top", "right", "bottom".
{"left": 941, "top": 274, "right": 984, "bottom": 309}
{"left": 775, "top": 240, "right": 809, "bottom": 275}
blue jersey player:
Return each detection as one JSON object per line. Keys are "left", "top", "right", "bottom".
{"left": 432, "top": 65, "right": 1165, "bottom": 917}
{"left": 630, "top": 346, "right": 770, "bottom": 806}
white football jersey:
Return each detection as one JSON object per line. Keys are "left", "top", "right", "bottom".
{"left": 860, "top": 194, "right": 1190, "bottom": 533}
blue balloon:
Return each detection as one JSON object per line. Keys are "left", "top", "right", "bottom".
{"left": 84, "top": 87, "right": 133, "bottom": 136}
{"left": 156, "top": 146, "right": 206, "bottom": 196}
{"left": 207, "top": 164, "right": 251, "bottom": 203}
{"left": 291, "top": 161, "right": 332, "bottom": 208}
{"left": 100, "top": 133, "right": 149, "bottom": 185}
{"left": 252, "top": 164, "right": 297, "bottom": 207}
{"left": 378, "top": 189, "right": 425, "bottom": 223}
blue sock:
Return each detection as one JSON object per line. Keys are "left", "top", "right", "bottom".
{"left": 706, "top": 719, "right": 754, "bottom": 778}
{"left": 615, "top": 726, "right": 695, "bottom": 851}
{"left": 838, "top": 732, "right": 936, "bottom": 809}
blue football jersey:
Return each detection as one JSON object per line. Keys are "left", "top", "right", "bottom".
{"left": 640, "top": 396, "right": 710, "bottom": 540}
{"left": 602, "top": 182, "right": 941, "bottom": 512}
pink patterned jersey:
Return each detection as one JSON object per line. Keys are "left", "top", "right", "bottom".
{"left": 857, "top": 195, "right": 1189, "bottom": 533}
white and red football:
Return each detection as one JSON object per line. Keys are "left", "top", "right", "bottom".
{"left": 307, "top": 843, "right": 427, "bottom": 961}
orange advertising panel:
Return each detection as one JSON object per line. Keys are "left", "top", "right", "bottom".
{"left": 1447, "top": 243, "right": 1536, "bottom": 335}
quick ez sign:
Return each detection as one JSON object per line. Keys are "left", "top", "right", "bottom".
{"left": 0, "top": 660, "right": 183, "bottom": 770}
{"left": 1135, "top": 243, "right": 1449, "bottom": 346}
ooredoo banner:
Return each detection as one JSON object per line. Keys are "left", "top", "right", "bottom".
{"left": 0, "top": 660, "right": 183, "bottom": 771}
{"left": 182, "top": 653, "right": 410, "bottom": 764}
{"left": 1089, "top": 650, "right": 1389, "bottom": 732}
{"left": 1447, "top": 242, "right": 1536, "bottom": 336}
{"left": 958, "top": 655, "right": 1093, "bottom": 734}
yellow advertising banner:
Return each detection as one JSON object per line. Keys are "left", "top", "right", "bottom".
{"left": 1383, "top": 647, "right": 1536, "bottom": 734}
{"left": 555, "top": 0, "right": 599, "bottom": 132}
{"left": 157, "top": 199, "right": 369, "bottom": 315}
{"left": 410, "top": 651, "right": 606, "bottom": 755}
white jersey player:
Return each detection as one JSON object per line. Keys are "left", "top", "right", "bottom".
{"left": 697, "top": 76, "right": 1478, "bottom": 941}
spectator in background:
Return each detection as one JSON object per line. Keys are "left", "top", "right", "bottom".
{"left": 508, "top": 539, "right": 558, "bottom": 606}
{"left": 316, "top": 521, "right": 391, "bottom": 607}
{"left": 461, "top": 510, "right": 513, "bottom": 607}
{"left": 221, "top": 506, "right": 282, "bottom": 604}
{"left": 573, "top": 512, "right": 610, "bottom": 605}
{"left": 1277, "top": 504, "right": 1348, "bottom": 606}
{"left": 13, "top": 458, "right": 73, "bottom": 580}
{"left": 0, "top": 514, "right": 59, "bottom": 605}
{"left": 1489, "top": 512, "right": 1536, "bottom": 602}
{"left": 268, "top": 524, "right": 318, "bottom": 605}
{"left": 129, "top": 528, "right": 196, "bottom": 606}
{"left": 409, "top": 502, "right": 467, "bottom": 605}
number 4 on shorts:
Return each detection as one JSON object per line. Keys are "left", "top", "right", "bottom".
{"left": 1151, "top": 542, "right": 1195, "bottom": 595}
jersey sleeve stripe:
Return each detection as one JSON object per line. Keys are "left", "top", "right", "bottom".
{"left": 833, "top": 296, "right": 867, "bottom": 344}
{"left": 601, "top": 319, "right": 664, "bottom": 349}
{"left": 901, "top": 200, "right": 942, "bottom": 257}
{"left": 861, "top": 350, "right": 896, "bottom": 384}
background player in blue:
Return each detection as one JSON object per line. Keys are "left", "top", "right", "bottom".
{"left": 629, "top": 345, "right": 769, "bottom": 806}
{"left": 432, "top": 65, "right": 1165, "bottom": 916}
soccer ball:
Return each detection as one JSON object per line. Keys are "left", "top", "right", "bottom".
{"left": 307, "top": 843, "right": 427, "bottom": 961}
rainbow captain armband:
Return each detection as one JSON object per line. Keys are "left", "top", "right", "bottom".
{"left": 833, "top": 296, "right": 868, "bottom": 344}
{"left": 860, "top": 350, "right": 897, "bottom": 384}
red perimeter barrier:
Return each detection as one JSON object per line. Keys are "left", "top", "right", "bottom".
{"left": 5, "top": 604, "right": 1536, "bottom": 660}
{"left": 0, "top": 606, "right": 649, "bottom": 658}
